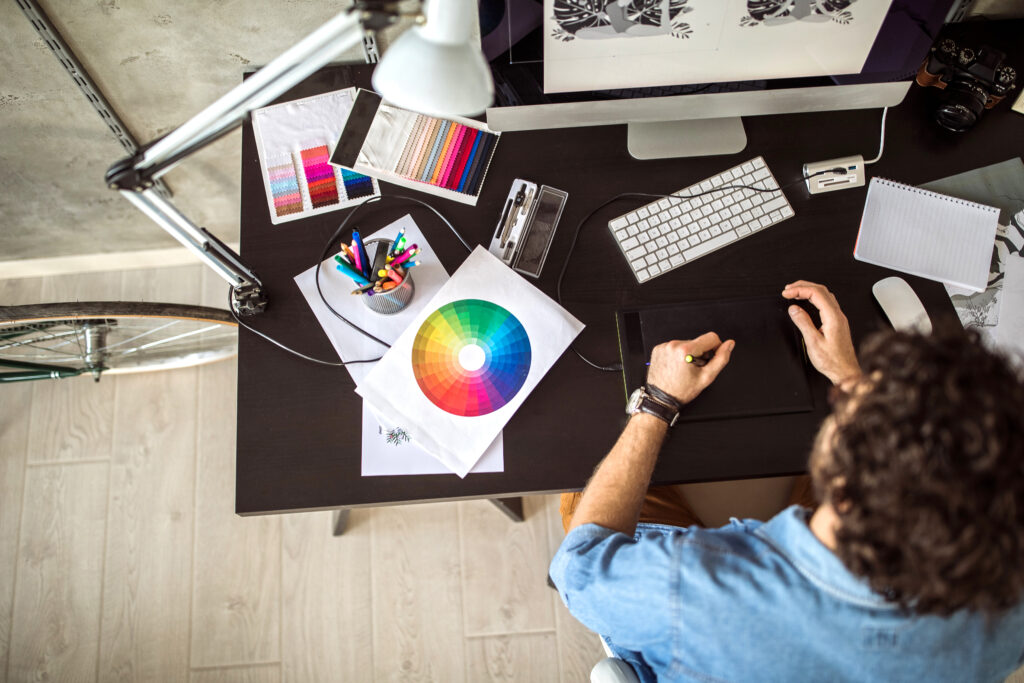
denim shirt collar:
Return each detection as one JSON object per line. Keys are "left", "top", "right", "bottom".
{"left": 752, "top": 505, "right": 898, "bottom": 610}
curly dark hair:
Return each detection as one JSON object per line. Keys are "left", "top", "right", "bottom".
{"left": 814, "top": 325, "right": 1024, "bottom": 616}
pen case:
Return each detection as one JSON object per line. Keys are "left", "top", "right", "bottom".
{"left": 488, "top": 180, "right": 568, "bottom": 278}
{"left": 330, "top": 89, "right": 501, "bottom": 206}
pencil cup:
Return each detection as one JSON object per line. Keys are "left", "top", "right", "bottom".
{"left": 361, "top": 238, "right": 415, "bottom": 315}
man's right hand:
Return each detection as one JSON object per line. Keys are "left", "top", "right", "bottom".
{"left": 782, "top": 281, "right": 862, "bottom": 387}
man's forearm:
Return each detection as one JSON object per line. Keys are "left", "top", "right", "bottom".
{"left": 567, "top": 414, "right": 669, "bottom": 535}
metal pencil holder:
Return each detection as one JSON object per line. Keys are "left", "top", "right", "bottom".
{"left": 361, "top": 238, "right": 415, "bottom": 315}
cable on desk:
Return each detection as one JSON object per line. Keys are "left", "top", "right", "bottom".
{"left": 864, "top": 107, "right": 889, "bottom": 166}
{"left": 234, "top": 193, "right": 472, "bottom": 367}
{"left": 557, "top": 172, "right": 837, "bottom": 373}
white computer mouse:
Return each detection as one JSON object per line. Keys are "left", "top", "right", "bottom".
{"left": 872, "top": 276, "right": 932, "bottom": 334}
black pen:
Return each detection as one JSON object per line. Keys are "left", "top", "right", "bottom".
{"left": 495, "top": 198, "right": 513, "bottom": 240}
{"left": 685, "top": 352, "right": 714, "bottom": 367}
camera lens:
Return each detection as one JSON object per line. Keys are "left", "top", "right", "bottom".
{"left": 934, "top": 80, "right": 988, "bottom": 132}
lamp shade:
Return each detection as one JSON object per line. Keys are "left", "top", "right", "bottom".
{"left": 371, "top": 0, "right": 494, "bottom": 117}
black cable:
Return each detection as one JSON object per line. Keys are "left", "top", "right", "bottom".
{"left": 236, "top": 193, "right": 473, "bottom": 366}
{"left": 557, "top": 169, "right": 842, "bottom": 372}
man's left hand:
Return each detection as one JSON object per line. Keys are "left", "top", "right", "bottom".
{"left": 647, "top": 332, "right": 735, "bottom": 405}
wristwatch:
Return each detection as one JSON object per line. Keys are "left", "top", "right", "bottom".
{"left": 626, "top": 385, "right": 681, "bottom": 427}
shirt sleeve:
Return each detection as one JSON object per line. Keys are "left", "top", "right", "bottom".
{"left": 549, "top": 523, "right": 680, "bottom": 651}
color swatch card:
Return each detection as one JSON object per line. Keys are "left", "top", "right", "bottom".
{"left": 356, "top": 247, "right": 584, "bottom": 477}
{"left": 252, "top": 88, "right": 380, "bottom": 224}
{"left": 854, "top": 178, "right": 999, "bottom": 293}
{"left": 331, "top": 89, "right": 500, "bottom": 206}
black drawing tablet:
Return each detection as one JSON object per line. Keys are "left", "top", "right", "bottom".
{"left": 616, "top": 296, "right": 814, "bottom": 422}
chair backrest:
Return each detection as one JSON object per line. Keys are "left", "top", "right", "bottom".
{"left": 590, "top": 657, "right": 641, "bottom": 683}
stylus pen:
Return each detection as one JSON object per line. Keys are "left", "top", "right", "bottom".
{"left": 685, "top": 352, "right": 714, "bottom": 367}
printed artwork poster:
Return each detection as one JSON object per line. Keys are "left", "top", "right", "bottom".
{"left": 356, "top": 246, "right": 585, "bottom": 477}
{"left": 544, "top": 0, "right": 894, "bottom": 93}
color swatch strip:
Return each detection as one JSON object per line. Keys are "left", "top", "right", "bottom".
{"left": 393, "top": 115, "right": 499, "bottom": 198}
{"left": 267, "top": 159, "right": 303, "bottom": 217}
{"left": 341, "top": 167, "right": 375, "bottom": 200}
{"left": 300, "top": 145, "right": 339, "bottom": 208}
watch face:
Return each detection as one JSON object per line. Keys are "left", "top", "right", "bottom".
{"left": 626, "top": 387, "right": 644, "bottom": 415}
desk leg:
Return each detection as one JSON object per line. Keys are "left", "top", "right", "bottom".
{"left": 488, "top": 497, "right": 524, "bottom": 523}
{"left": 332, "top": 508, "right": 351, "bottom": 536}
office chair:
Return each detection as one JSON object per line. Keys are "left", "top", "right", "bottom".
{"left": 590, "top": 637, "right": 641, "bottom": 683}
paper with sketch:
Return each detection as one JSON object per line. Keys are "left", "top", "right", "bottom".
{"left": 543, "top": 0, "right": 892, "bottom": 93}
{"left": 294, "top": 215, "right": 504, "bottom": 476}
{"left": 943, "top": 213, "right": 1024, "bottom": 345}
{"left": 920, "top": 160, "right": 1024, "bottom": 342}
{"left": 357, "top": 247, "right": 585, "bottom": 477}
{"left": 995, "top": 255, "right": 1024, "bottom": 362}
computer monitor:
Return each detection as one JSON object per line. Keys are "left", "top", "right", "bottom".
{"left": 484, "top": 0, "right": 954, "bottom": 158}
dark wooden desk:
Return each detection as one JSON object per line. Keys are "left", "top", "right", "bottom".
{"left": 236, "top": 20, "right": 1024, "bottom": 516}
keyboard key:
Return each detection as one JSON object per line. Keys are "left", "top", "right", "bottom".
{"left": 687, "top": 235, "right": 701, "bottom": 247}
{"left": 737, "top": 225, "right": 751, "bottom": 236}
{"left": 781, "top": 206, "right": 794, "bottom": 218}
{"left": 670, "top": 253, "right": 685, "bottom": 267}
{"left": 648, "top": 262, "right": 662, "bottom": 275}
{"left": 700, "top": 180, "right": 713, "bottom": 191}
{"left": 656, "top": 236, "right": 669, "bottom": 248}
{"left": 669, "top": 206, "right": 682, "bottom": 218}
{"left": 758, "top": 215, "right": 773, "bottom": 229}
{"left": 625, "top": 212, "right": 639, "bottom": 223}
{"left": 626, "top": 246, "right": 646, "bottom": 259}
{"left": 626, "top": 225, "right": 639, "bottom": 236}
{"left": 762, "top": 196, "right": 788, "bottom": 213}
{"left": 668, "top": 218, "right": 682, "bottom": 230}
{"left": 682, "top": 230, "right": 738, "bottom": 261}
{"left": 698, "top": 218, "right": 711, "bottom": 230}
{"left": 615, "top": 229, "right": 628, "bottom": 240}
{"left": 711, "top": 199, "right": 724, "bottom": 211}
{"left": 638, "top": 207, "right": 650, "bottom": 219}
{"left": 667, "top": 243, "right": 679, "bottom": 255}
{"left": 698, "top": 229, "right": 711, "bottom": 241}
{"left": 658, "top": 198, "right": 671, "bottom": 210}
{"left": 621, "top": 236, "right": 639, "bottom": 251}
{"left": 638, "top": 218, "right": 650, "bottom": 231}
{"left": 637, "top": 269, "right": 651, "bottom": 282}
{"left": 631, "top": 257, "right": 646, "bottom": 270}
{"left": 645, "top": 253, "right": 658, "bottom": 266}
{"left": 710, "top": 224, "right": 722, "bottom": 236}
{"left": 610, "top": 217, "right": 629, "bottom": 230}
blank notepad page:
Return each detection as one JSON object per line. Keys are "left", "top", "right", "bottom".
{"left": 854, "top": 178, "right": 999, "bottom": 293}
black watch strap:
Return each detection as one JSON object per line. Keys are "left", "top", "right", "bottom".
{"left": 645, "top": 383, "right": 682, "bottom": 411}
{"left": 635, "top": 396, "right": 678, "bottom": 426}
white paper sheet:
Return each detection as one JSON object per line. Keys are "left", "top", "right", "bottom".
{"left": 995, "top": 256, "right": 1024, "bottom": 362}
{"left": 252, "top": 88, "right": 380, "bottom": 224}
{"left": 357, "top": 247, "right": 585, "bottom": 478}
{"left": 294, "top": 215, "right": 504, "bottom": 476}
{"left": 543, "top": 0, "right": 893, "bottom": 93}
{"left": 855, "top": 178, "right": 999, "bottom": 293}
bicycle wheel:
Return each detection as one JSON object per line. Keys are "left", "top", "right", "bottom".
{"left": 0, "top": 302, "right": 237, "bottom": 382}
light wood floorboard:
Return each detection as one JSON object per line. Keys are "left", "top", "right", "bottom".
{"left": 281, "top": 510, "right": 373, "bottom": 683}
{"left": 7, "top": 462, "right": 109, "bottom": 683}
{"left": 192, "top": 359, "right": 280, "bottom": 667}
{"left": 98, "top": 369, "right": 198, "bottom": 683}
{"left": 190, "top": 663, "right": 281, "bottom": 683}
{"left": 465, "top": 633, "right": 560, "bottom": 683}
{"left": 0, "top": 276, "right": 41, "bottom": 680}
{"left": 458, "top": 497, "right": 555, "bottom": 637}
{"left": 371, "top": 502, "right": 466, "bottom": 683}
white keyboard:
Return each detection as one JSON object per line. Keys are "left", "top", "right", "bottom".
{"left": 608, "top": 156, "right": 794, "bottom": 283}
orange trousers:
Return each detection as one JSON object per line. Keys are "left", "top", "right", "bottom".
{"left": 560, "top": 475, "right": 816, "bottom": 533}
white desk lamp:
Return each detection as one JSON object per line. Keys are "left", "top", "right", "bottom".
{"left": 106, "top": 0, "right": 493, "bottom": 315}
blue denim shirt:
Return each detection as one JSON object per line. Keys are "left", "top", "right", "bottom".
{"left": 550, "top": 506, "right": 1024, "bottom": 682}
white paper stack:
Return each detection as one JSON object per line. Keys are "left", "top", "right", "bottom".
{"left": 854, "top": 178, "right": 1000, "bottom": 293}
{"left": 356, "top": 247, "right": 585, "bottom": 477}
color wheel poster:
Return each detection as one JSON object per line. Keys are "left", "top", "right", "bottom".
{"left": 357, "top": 247, "right": 585, "bottom": 477}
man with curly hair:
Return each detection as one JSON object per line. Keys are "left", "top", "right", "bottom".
{"left": 551, "top": 280, "right": 1024, "bottom": 682}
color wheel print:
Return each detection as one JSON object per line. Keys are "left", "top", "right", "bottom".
{"left": 411, "top": 299, "right": 531, "bottom": 417}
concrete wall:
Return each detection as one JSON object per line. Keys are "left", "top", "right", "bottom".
{"left": 0, "top": 0, "right": 381, "bottom": 263}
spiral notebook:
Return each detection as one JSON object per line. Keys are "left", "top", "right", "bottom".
{"left": 854, "top": 178, "right": 999, "bottom": 293}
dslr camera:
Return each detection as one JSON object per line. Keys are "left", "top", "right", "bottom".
{"left": 916, "top": 39, "right": 1017, "bottom": 133}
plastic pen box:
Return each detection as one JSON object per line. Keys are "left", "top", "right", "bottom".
{"left": 488, "top": 179, "right": 568, "bottom": 278}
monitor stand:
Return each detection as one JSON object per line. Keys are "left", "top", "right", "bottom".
{"left": 627, "top": 117, "right": 747, "bottom": 160}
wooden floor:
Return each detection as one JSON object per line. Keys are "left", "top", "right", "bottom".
{"left": 3, "top": 266, "right": 1023, "bottom": 683}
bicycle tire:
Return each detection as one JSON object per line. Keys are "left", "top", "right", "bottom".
{"left": 0, "top": 302, "right": 237, "bottom": 379}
